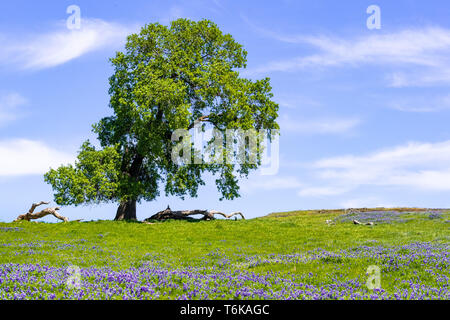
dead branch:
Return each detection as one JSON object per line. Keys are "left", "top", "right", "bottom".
{"left": 188, "top": 115, "right": 210, "bottom": 130}
{"left": 14, "top": 201, "right": 68, "bottom": 222}
{"left": 145, "top": 206, "right": 245, "bottom": 221}
{"left": 208, "top": 210, "right": 245, "bottom": 220}
{"left": 353, "top": 219, "right": 374, "bottom": 226}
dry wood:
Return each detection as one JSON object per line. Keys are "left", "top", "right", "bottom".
{"left": 188, "top": 115, "right": 210, "bottom": 129}
{"left": 14, "top": 201, "right": 68, "bottom": 222}
{"left": 145, "top": 206, "right": 245, "bottom": 221}
{"left": 353, "top": 219, "right": 374, "bottom": 226}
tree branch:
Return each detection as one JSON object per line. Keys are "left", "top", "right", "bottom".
{"left": 208, "top": 210, "right": 245, "bottom": 220}
{"left": 188, "top": 115, "right": 210, "bottom": 130}
{"left": 28, "top": 201, "right": 50, "bottom": 214}
{"left": 145, "top": 206, "right": 245, "bottom": 221}
{"left": 353, "top": 220, "right": 374, "bottom": 226}
{"left": 14, "top": 201, "right": 69, "bottom": 223}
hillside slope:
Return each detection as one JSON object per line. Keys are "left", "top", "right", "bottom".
{"left": 0, "top": 208, "right": 449, "bottom": 299}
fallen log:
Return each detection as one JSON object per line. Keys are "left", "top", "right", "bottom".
{"left": 145, "top": 206, "right": 245, "bottom": 221}
{"left": 353, "top": 219, "right": 374, "bottom": 226}
{"left": 14, "top": 201, "right": 68, "bottom": 222}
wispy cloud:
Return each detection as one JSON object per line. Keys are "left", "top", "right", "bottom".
{"left": 298, "top": 140, "right": 450, "bottom": 197}
{"left": 279, "top": 114, "right": 361, "bottom": 135}
{"left": 245, "top": 23, "right": 450, "bottom": 87}
{"left": 0, "top": 93, "right": 27, "bottom": 126}
{"left": 241, "top": 14, "right": 306, "bottom": 44}
{"left": 0, "top": 139, "right": 74, "bottom": 176}
{"left": 387, "top": 69, "right": 450, "bottom": 87}
{"left": 0, "top": 18, "right": 137, "bottom": 70}
{"left": 389, "top": 94, "right": 450, "bottom": 112}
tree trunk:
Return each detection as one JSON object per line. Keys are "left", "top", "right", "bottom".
{"left": 115, "top": 152, "right": 143, "bottom": 221}
{"left": 114, "top": 199, "right": 137, "bottom": 221}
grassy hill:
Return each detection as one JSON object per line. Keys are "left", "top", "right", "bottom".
{"left": 0, "top": 208, "right": 449, "bottom": 299}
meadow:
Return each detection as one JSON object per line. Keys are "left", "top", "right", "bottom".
{"left": 0, "top": 209, "right": 449, "bottom": 300}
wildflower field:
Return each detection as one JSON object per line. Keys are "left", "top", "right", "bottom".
{"left": 0, "top": 209, "right": 449, "bottom": 300}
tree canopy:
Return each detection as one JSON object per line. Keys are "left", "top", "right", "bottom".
{"left": 44, "top": 18, "right": 279, "bottom": 220}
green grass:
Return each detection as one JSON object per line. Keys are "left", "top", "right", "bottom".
{"left": 0, "top": 209, "right": 449, "bottom": 299}
{"left": 0, "top": 210, "right": 448, "bottom": 266}
{"left": 0, "top": 209, "right": 448, "bottom": 267}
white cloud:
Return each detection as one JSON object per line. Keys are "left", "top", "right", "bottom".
{"left": 241, "top": 14, "right": 306, "bottom": 44}
{"left": 298, "top": 28, "right": 450, "bottom": 67}
{"left": 387, "top": 69, "right": 450, "bottom": 87}
{"left": 0, "top": 18, "right": 137, "bottom": 70}
{"left": 0, "top": 93, "right": 27, "bottom": 126}
{"left": 279, "top": 114, "right": 361, "bottom": 135}
{"left": 298, "top": 140, "right": 450, "bottom": 196}
{"left": 0, "top": 139, "right": 74, "bottom": 176}
{"left": 246, "top": 25, "right": 450, "bottom": 86}
{"left": 389, "top": 94, "right": 450, "bottom": 112}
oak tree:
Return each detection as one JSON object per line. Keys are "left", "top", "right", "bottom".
{"left": 45, "top": 19, "right": 279, "bottom": 220}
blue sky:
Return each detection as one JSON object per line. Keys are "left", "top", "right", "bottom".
{"left": 1, "top": 0, "right": 450, "bottom": 222}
